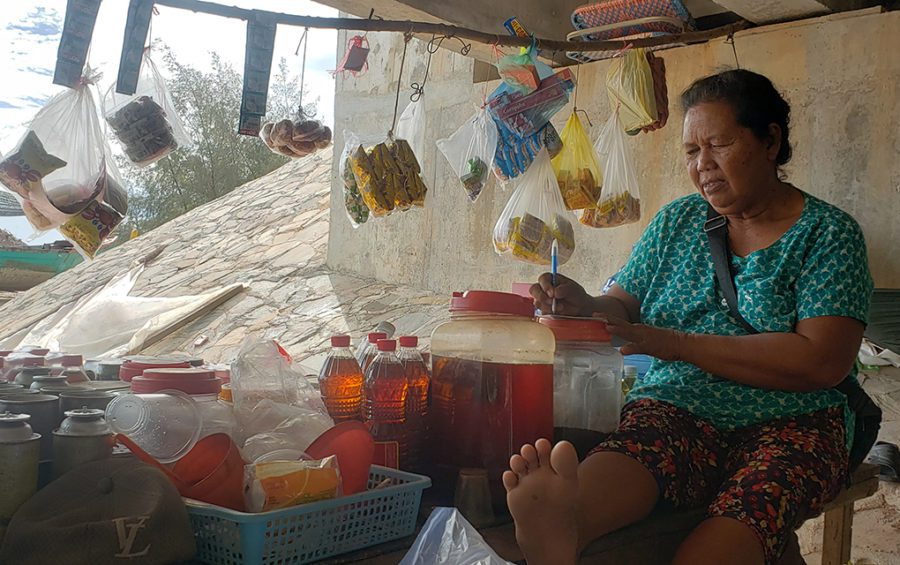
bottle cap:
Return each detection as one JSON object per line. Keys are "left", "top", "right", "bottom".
{"left": 398, "top": 336, "right": 418, "bottom": 348}
{"left": 367, "top": 332, "right": 388, "bottom": 344}
{"left": 331, "top": 335, "right": 351, "bottom": 348}
{"left": 376, "top": 339, "right": 397, "bottom": 352}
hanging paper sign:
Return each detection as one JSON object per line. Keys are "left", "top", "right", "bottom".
{"left": 53, "top": 0, "right": 102, "bottom": 88}
{"left": 239, "top": 13, "right": 277, "bottom": 137}
{"left": 115, "top": 0, "right": 154, "bottom": 96}
{"left": 332, "top": 35, "right": 370, "bottom": 76}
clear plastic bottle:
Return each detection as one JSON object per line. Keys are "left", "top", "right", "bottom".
{"left": 360, "top": 332, "right": 388, "bottom": 374}
{"left": 363, "top": 339, "right": 408, "bottom": 469}
{"left": 318, "top": 335, "right": 364, "bottom": 423}
{"left": 398, "top": 336, "right": 429, "bottom": 469}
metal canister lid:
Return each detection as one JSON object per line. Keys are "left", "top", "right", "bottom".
{"left": 55, "top": 408, "right": 112, "bottom": 437}
{"left": 0, "top": 412, "right": 37, "bottom": 442}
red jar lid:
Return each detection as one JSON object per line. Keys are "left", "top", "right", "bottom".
{"left": 367, "top": 332, "right": 388, "bottom": 344}
{"left": 22, "top": 356, "right": 44, "bottom": 367}
{"left": 60, "top": 354, "right": 83, "bottom": 367}
{"left": 450, "top": 290, "right": 535, "bottom": 318}
{"left": 376, "top": 339, "right": 397, "bottom": 352}
{"left": 28, "top": 348, "right": 50, "bottom": 356}
{"left": 0, "top": 351, "right": 11, "bottom": 357}
{"left": 331, "top": 335, "right": 351, "bottom": 347}
{"left": 131, "top": 368, "right": 222, "bottom": 395}
{"left": 119, "top": 357, "right": 192, "bottom": 382}
{"left": 538, "top": 317, "right": 611, "bottom": 342}
{"left": 398, "top": 336, "right": 418, "bottom": 348}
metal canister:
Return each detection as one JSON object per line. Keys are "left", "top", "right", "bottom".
{"left": 58, "top": 390, "right": 115, "bottom": 417}
{"left": 30, "top": 375, "right": 69, "bottom": 391}
{"left": 0, "top": 394, "right": 59, "bottom": 460}
{"left": 0, "top": 413, "right": 41, "bottom": 521}
{"left": 13, "top": 367, "right": 51, "bottom": 388}
{"left": 95, "top": 359, "right": 124, "bottom": 381}
{"left": 52, "top": 409, "right": 114, "bottom": 479}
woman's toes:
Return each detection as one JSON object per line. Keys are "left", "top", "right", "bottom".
{"left": 535, "top": 438, "right": 552, "bottom": 467}
{"left": 502, "top": 470, "right": 519, "bottom": 491}
{"left": 550, "top": 440, "right": 580, "bottom": 480}
{"left": 510, "top": 454, "right": 529, "bottom": 477}
{"left": 520, "top": 443, "right": 540, "bottom": 468}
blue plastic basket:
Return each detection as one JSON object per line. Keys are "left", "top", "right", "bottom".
{"left": 186, "top": 466, "right": 431, "bottom": 565}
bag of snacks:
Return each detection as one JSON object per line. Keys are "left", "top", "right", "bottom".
{"left": 0, "top": 69, "right": 111, "bottom": 232}
{"left": 348, "top": 135, "right": 428, "bottom": 217}
{"left": 103, "top": 52, "right": 190, "bottom": 167}
{"left": 260, "top": 116, "right": 332, "bottom": 159}
{"left": 580, "top": 112, "right": 641, "bottom": 228}
{"left": 552, "top": 113, "right": 603, "bottom": 210}
{"left": 493, "top": 148, "right": 576, "bottom": 265}
{"left": 436, "top": 107, "right": 498, "bottom": 202}
{"left": 58, "top": 161, "right": 128, "bottom": 259}
{"left": 497, "top": 46, "right": 540, "bottom": 95}
{"left": 244, "top": 456, "right": 341, "bottom": 512}
{"left": 606, "top": 48, "right": 658, "bottom": 136}
{"left": 339, "top": 131, "right": 373, "bottom": 228}
{"left": 395, "top": 97, "right": 427, "bottom": 166}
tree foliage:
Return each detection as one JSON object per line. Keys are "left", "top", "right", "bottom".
{"left": 119, "top": 46, "right": 317, "bottom": 234}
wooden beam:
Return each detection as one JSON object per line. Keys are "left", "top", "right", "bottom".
{"left": 152, "top": 0, "right": 749, "bottom": 54}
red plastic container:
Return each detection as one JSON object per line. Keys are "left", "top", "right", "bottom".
{"left": 119, "top": 356, "right": 192, "bottom": 382}
{"left": 131, "top": 368, "right": 222, "bottom": 395}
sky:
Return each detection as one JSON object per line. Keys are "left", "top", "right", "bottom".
{"left": 0, "top": 0, "right": 338, "bottom": 244}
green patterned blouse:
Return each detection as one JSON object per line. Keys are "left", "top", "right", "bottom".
{"left": 617, "top": 192, "right": 873, "bottom": 447}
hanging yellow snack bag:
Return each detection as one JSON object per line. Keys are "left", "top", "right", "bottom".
{"left": 551, "top": 112, "right": 603, "bottom": 210}
{"left": 606, "top": 48, "right": 658, "bottom": 135}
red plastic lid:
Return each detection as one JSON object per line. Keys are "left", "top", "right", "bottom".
{"left": 450, "top": 290, "right": 535, "bottom": 318}
{"left": 28, "top": 349, "right": 50, "bottom": 356}
{"left": 305, "top": 421, "right": 374, "bottom": 496}
{"left": 367, "top": 332, "right": 388, "bottom": 344}
{"left": 60, "top": 354, "right": 83, "bottom": 367}
{"left": 398, "top": 336, "right": 418, "bottom": 348}
{"left": 119, "top": 358, "right": 192, "bottom": 382}
{"left": 538, "top": 317, "right": 612, "bottom": 342}
{"left": 22, "top": 357, "right": 44, "bottom": 367}
{"left": 376, "top": 339, "right": 396, "bottom": 352}
{"left": 331, "top": 335, "right": 351, "bottom": 347}
{"left": 131, "top": 368, "right": 222, "bottom": 395}
{"left": 0, "top": 351, "right": 11, "bottom": 357}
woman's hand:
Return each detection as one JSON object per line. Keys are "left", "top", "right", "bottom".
{"left": 530, "top": 273, "right": 594, "bottom": 316}
{"left": 602, "top": 315, "right": 686, "bottom": 361}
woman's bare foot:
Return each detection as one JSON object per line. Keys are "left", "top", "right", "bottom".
{"left": 503, "top": 439, "right": 580, "bottom": 565}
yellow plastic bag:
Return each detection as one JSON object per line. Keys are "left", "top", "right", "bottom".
{"left": 243, "top": 456, "right": 341, "bottom": 513}
{"left": 551, "top": 112, "right": 604, "bottom": 211}
{"left": 606, "top": 48, "right": 657, "bottom": 135}
{"left": 579, "top": 111, "right": 641, "bottom": 228}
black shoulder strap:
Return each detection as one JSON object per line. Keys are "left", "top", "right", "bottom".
{"left": 704, "top": 203, "right": 759, "bottom": 335}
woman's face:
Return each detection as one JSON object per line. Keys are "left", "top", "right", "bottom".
{"left": 682, "top": 101, "right": 781, "bottom": 214}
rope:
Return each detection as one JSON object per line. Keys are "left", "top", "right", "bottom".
{"left": 726, "top": 32, "right": 740, "bottom": 69}
{"left": 295, "top": 27, "right": 309, "bottom": 117}
{"left": 389, "top": 32, "right": 412, "bottom": 137}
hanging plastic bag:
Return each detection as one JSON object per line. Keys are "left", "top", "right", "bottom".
{"left": 339, "top": 131, "right": 372, "bottom": 228}
{"left": 0, "top": 70, "right": 110, "bottom": 232}
{"left": 436, "top": 107, "right": 498, "bottom": 202}
{"left": 493, "top": 148, "right": 576, "bottom": 265}
{"left": 580, "top": 112, "right": 641, "bottom": 228}
{"left": 399, "top": 508, "right": 514, "bottom": 565}
{"left": 395, "top": 96, "right": 427, "bottom": 165}
{"left": 58, "top": 160, "right": 128, "bottom": 258}
{"left": 348, "top": 135, "right": 428, "bottom": 217}
{"left": 260, "top": 116, "right": 332, "bottom": 159}
{"left": 497, "top": 45, "right": 540, "bottom": 95}
{"left": 552, "top": 112, "right": 604, "bottom": 210}
{"left": 103, "top": 52, "right": 190, "bottom": 167}
{"left": 606, "top": 48, "right": 658, "bottom": 135}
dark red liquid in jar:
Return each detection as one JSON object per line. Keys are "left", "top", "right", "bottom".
{"left": 430, "top": 355, "right": 553, "bottom": 484}
{"left": 364, "top": 354, "right": 409, "bottom": 469}
{"left": 318, "top": 356, "right": 364, "bottom": 422}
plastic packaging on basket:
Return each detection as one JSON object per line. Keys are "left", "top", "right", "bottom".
{"left": 436, "top": 107, "right": 498, "bottom": 202}
{"left": 260, "top": 117, "right": 332, "bottom": 158}
{"left": 552, "top": 112, "right": 604, "bottom": 210}
{"left": 400, "top": 507, "right": 513, "bottom": 565}
{"left": 0, "top": 69, "right": 111, "bottom": 233}
{"left": 607, "top": 48, "right": 658, "bottom": 135}
{"left": 244, "top": 456, "right": 340, "bottom": 512}
{"left": 348, "top": 135, "right": 428, "bottom": 217}
{"left": 186, "top": 466, "right": 430, "bottom": 565}
{"left": 497, "top": 46, "right": 540, "bottom": 95}
{"left": 493, "top": 148, "right": 576, "bottom": 265}
{"left": 580, "top": 111, "right": 641, "bottom": 228}
{"left": 395, "top": 96, "right": 427, "bottom": 165}
{"left": 339, "top": 131, "right": 372, "bottom": 227}
{"left": 103, "top": 52, "right": 190, "bottom": 167}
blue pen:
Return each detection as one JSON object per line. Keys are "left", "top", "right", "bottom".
{"left": 551, "top": 239, "right": 559, "bottom": 314}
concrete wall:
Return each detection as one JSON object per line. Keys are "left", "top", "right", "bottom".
{"left": 328, "top": 8, "right": 900, "bottom": 297}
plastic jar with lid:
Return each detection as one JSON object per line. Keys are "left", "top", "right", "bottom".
{"left": 131, "top": 368, "right": 235, "bottom": 439}
{"left": 430, "top": 290, "right": 555, "bottom": 502}
{"left": 47, "top": 354, "right": 89, "bottom": 383}
{"left": 538, "top": 316, "right": 623, "bottom": 455}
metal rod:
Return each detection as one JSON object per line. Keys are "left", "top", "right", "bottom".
{"left": 151, "top": 0, "right": 750, "bottom": 53}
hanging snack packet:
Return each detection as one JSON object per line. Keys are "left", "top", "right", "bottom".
{"left": 58, "top": 162, "right": 128, "bottom": 259}
{"left": 244, "top": 456, "right": 341, "bottom": 513}
{"left": 349, "top": 135, "right": 428, "bottom": 217}
{"left": 104, "top": 52, "right": 191, "bottom": 167}
{"left": 606, "top": 48, "right": 658, "bottom": 135}
{"left": 493, "top": 148, "right": 576, "bottom": 265}
{"left": 497, "top": 46, "right": 540, "bottom": 95}
{"left": 436, "top": 107, "right": 498, "bottom": 202}
{"left": 339, "top": 131, "right": 371, "bottom": 228}
{"left": 260, "top": 117, "right": 332, "bottom": 158}
{"left": 552, "top": 113, "right": 604, "bottom": 210}
{"left": 580, "top": 112, "right": 641, "bottom": 228}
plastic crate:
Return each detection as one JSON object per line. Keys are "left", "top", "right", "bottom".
{"left": 186, "top": 466, "right": 430, "bottom": 565}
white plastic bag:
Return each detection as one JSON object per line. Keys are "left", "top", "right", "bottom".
{"left": 103, "top": 52, "right": 190, "bottom": 167}
{"left": 580, "top": 111, "right": 641, "bottom": 228}
{"left": 0, "top": 70, "right": 110, "bottom": 231}
{"left": 400, "top": 508, "right": 514, "bottom": 565}
{"left": 437, "top": 107, "right": 498, "bottom": 202}
{"left": 395, "top": 96, "right": 426, "bottom": 164}
{"left": 339, "top": 130, "right": 374, "bottom": 228}
{"left": 492, "top": 148, "right": 576, "bottom": 265}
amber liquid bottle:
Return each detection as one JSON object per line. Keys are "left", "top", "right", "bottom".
{"left": 318, "top": 335, "right": 364, "bottom": 422}
{"left": 364, "top": 339, "right": 409, "bottom": 469}
{"left": 398, "top": 336, "right": 429, "bottom": 471}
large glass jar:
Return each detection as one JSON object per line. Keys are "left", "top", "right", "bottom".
{"left": 430, "top": 291, "right": 555, "bottom": 503}
{"left": 539, "top": 317, "right": 623, "bottom": 457}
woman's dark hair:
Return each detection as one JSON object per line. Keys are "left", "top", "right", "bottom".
{"left": 681, "top": 69, "right": 792, "bottom": 167}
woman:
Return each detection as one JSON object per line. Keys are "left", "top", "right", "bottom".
{"left": 505, "top": 69, "right": 873, "bottom": 565}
